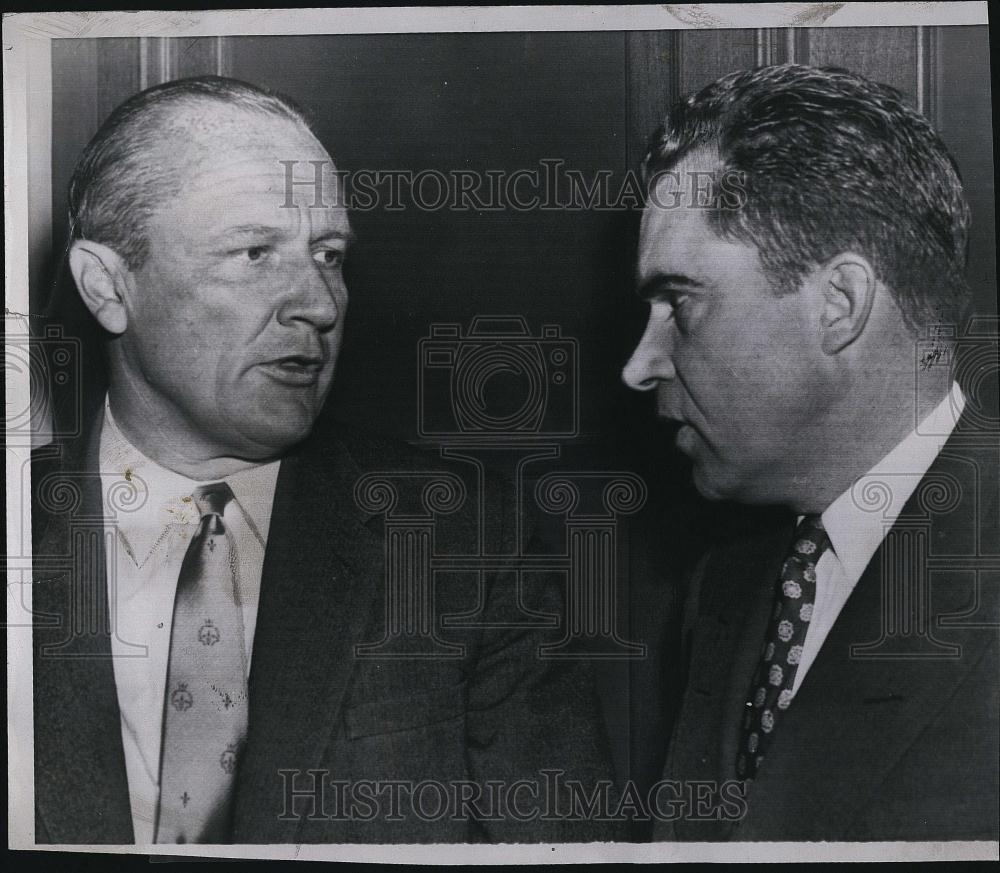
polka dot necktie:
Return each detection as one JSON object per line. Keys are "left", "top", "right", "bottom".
{"left": 155, "top": 482, "right": 248, "bottom": 843}
{"left": 736, "top": 514, "right": 830, "bottom": 781}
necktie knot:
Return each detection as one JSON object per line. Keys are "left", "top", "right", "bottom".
{"left": 790, "top": 514, "right": 831, "bottom": 564}
{"left": 193, "top": 482, "right": 234, "bottom": 520}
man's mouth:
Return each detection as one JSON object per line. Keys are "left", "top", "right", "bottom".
{"left": 675, "top": 423, "right": 699, "bottom": 454}
{"left": 657, "top": 409, "right": 686, "bottom": 429}
{"left": 259, "top": 354, "right": 326, "bottom": 386}
{"left": 659, "top": 414, "right": 699, "bottom": 455}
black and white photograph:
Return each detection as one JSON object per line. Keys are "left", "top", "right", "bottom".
{"left": 4, "top": 3, "right": 997, "bottom": 863}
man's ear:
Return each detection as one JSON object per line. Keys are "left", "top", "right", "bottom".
{"left": 817, "top": 253, "right": 878, "bottom": 355}
{"left": 67, "top": 240, "right": 131, "bottom": 335}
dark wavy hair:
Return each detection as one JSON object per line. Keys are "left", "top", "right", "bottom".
{"left": 68, "top": 75, "right": 313, "bottom": 271}
{"left": 642, "top": 64, "right": 971, "bottom": 332}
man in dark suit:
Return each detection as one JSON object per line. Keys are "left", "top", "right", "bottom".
{"left": 32, "top": 75, "right": 614, "bottom": 845}
{"left": 621, "top": 64, "right": 998, "bottom": 840}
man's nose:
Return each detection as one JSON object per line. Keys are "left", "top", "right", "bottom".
{"left": 621, "top": 316, "right": 676, "bottom": 391}
{"left": 278, "top": 259, "right": 343, "bottom": 331}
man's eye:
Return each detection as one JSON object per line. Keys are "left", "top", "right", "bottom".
{"left": 313, "top": 249, "right": 344, "bottom": 268}
{"left": 243, "top": 246, "right": 267, "bottom": 262}
{"left": 669, "top": 294, "right": 693, "bottom": 333}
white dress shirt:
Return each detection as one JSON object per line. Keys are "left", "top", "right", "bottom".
{"left": 99, "top": 402, "right": 280, "bottom": 844}
{"left": 791, "top": 382, "right": 966, "bottom": 696}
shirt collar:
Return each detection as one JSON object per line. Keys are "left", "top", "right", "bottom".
{"left": 821, "top": 382, "right": 966, "bottom": 588}
{"left": 98, "top": 401, "right": 280, "bottom": 565}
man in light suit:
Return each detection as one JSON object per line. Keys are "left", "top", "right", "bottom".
{"left": 32, "top": 75, "right": 615, "bottom": 845}
{"left": 621, "top": 64, "right": 998, "bottom": 840}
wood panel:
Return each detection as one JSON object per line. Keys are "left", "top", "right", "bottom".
{"left": 676, "top": 28, "right": 760, "bottom": 95}
{"left": 47, "top": 40, "right": 98, "bottom": 314}
{"left": 795, "top": 26, "right": 921, "bottom": 104}
{"left": 624, "top": 26, "right": 946, "bottom": 166}
{"left": 936, "top": 26, "right": 995, "bottom": 317}
{"left": 625, "top": 31, "right": 680, "bottom": 171}
{"left": 625, "top": 28, "right": 763, "bottom": 171}
{"left": 756, "top": 27, "right": 791, "bottom": 66}
{"left": 174, "top": 36, "right": 228, "bottom": 79}
{"left": 95, "top": 38, "right": 141, "bottom": 124}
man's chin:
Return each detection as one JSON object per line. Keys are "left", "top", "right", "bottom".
{"left": 689, "top": 461, "right": 735, "bottom": 503}
{"left": 675, "top": 430, "right": 728, "bottom": 501}
{"left": 230, "top": 412, "right": 320, "bottom": 460}
{"left": 238, "top": 385, "right": 330, "bottom": 447}
{"left": 691, "top": 463, "right": 783, "bottom": 508}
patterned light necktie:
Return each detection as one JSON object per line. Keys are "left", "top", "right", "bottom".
{"left": 155, "top": 482, "right": 248, "bottom": 843}
{"left": 736, "top": 514, "right": 830, "bottom": 781}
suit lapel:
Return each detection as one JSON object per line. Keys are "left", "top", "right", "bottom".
{"left": 706, "top": 512, "right": 794, "bottom": 781}
{"left": 665, "top": 510, "right": 792, "bottom": 840}
{"left": 232, "top": 430, "right": 385, "bottom": 842}
{"left": 738, "top": 422, "right": 998, "bottom": 839}
{"left": 716, "top": 527, "right": 792, "bottom": 777}
{"left": 623, "top": 513, "right": 685, "bottom": 797}
{"left": 32, "top": 425, "right": 135, "bottom": 843}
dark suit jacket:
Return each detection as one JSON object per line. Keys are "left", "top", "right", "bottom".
{"left": 588, "top": 492, "right": 691, "bottom": 841}
{"left": 32, "top": 414, "right": 619, "bottom": 844}
{"left": 653, "top": 415, "right": 1000, "bottom": 841}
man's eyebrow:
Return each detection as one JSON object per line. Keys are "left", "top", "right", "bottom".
{"left": 214, "top": 225, "right": 356, "bottom": 246}
{"left": 218, "top": 223, "right": 286, "bottom": 238}
{"left": 636, "top": 273, "right": 705, "bottom": 301}
{"left": 311, "top": 228, "right": 356, "bottom": 247}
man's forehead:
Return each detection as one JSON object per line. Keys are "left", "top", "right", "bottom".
{"left": 639, "top": 189, "right": 713, "bottom": 263}
{"left": 646, "top": 147, "right": 721, "bottom": 203}
{"left": 638, "top": 182, "right": 759, "bottom": 287}
{"left": 154, "top": 108, "right": 342, "bottom": 210}
{"left": 146, "top": 140, "right": 348, "bottom": 240}
{"left": 159, "top": 103, "right": 331, "bottom": 175}
{"left": 184, "top": 148, "right": 340, "bottom": 198}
